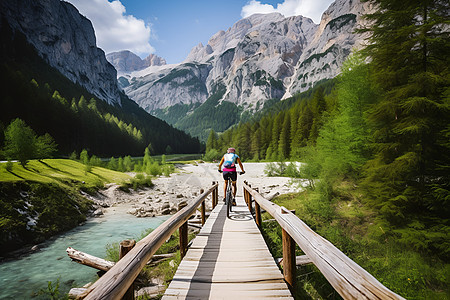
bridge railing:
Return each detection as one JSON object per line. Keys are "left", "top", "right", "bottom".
{"left": 243, "top": 181, "right": 405, "bottom": 300}
{"left": 78, "top": 182, "right": 219, "bottom": 300}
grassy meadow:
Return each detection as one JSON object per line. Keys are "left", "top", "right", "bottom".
{"left": 0, "top": 159, "right": 130, "bottom": 187}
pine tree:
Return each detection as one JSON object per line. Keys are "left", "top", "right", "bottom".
{"left": 313, "top": 54, "right": 376, "bottom": 184}
{"left": 143, "top": 146, "right": 152, "bottom": 169}
{"left": 360, "top": 0, "right": 450, "bottom": 223}
{"left": 250, "top": 123, "right": 262, "bottom": 160}
{"left": 107, "top": 157, "right": 117, "bottom": 170}
{"left": 278, "top": 112, "right": 291, "bottom": 160}
{"left": 206, "top": 129, "right": 218, "bottom": 152}
{"left": 237, "top": 123, "right": 251, "bottom": 160}
{"left": 117, "top": 157, "right": 124, "bottom": 172}
{"left": 123, "top": 155, "right": 133, "bottom": 172}
{"left": 78, "top": 95, "right": 87, "bottom": 110}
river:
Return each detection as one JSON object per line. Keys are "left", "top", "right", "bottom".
{"left": 0, "top": 205, "right": 169, "bottom": 299}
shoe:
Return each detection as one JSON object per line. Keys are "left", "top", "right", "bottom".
{"left": 223, "top": 197, "right": 226, "bottom": 202}
{"left": 232, "top": 199, "right": 236, "bottom": 206}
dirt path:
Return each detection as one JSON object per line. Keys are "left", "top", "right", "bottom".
{"left": 92, "top": 162, "right": 301, "bottom": 218}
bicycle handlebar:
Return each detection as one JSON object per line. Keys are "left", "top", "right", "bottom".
{"left": 218, "top": 170, "right": 245, "bottom": 175}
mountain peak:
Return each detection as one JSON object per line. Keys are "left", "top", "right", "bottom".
{"left": 107, "top": 51, "right": 166, "bottom": 73}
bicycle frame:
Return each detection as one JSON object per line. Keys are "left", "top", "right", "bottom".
{"left": 219, "top": 171, "right": 243, "bottom": 218}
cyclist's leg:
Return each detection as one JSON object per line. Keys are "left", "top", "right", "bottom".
{"left": 222, "top": 172, "right": 229, "bottom": 202}
{"left": 223, "top": 180, "right": 227, "bottom": 202}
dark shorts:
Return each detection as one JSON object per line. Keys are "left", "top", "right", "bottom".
{"left": 223, "top": 171, "right": 237, "bottom": 182}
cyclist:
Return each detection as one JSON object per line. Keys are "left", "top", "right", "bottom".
{"left": 218, "top": 147, "right": 245, "bottom": 205}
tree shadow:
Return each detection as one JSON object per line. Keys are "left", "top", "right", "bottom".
{"left": 7, "top": 169, "right": 25, "bottom": 180}
{"left": 38, "top": 160, "right": 71, "bottom": 175}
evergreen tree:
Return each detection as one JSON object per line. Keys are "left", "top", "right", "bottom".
{"left": 206, "top": 129, "right": 218, "bottom": 152}
{"left": 165, "top": 145, "right": 173, "bottom": 155}
{"left": 360, "top": 0, "right": 450, "bottom": 224}
{"left": 69, "top": 150, "right": 78, "bottom": 160}
{"left": 117, "top": 157, "right": 125, "bottom": 172}
{"left": 107, "top": 157, "right": 117, "bottom": 170}
{"left": 313, "top": 55, "right": 376, "bottom": 185}
{"left": 269, "top": 112, "right": 284, "bottom": 160}
{"left": 278, "top": 112, "right": 291, "bottom": 160}
{"left": 250, "top": 123, "right": 262, "bottom": 160}
{"left": 237, "top": 123, "right": 252, "bottom": 160}
{"left": 123, "top": 155, "right": 133, "bottom": 172}
{"left": 78, "top": 95, "right": 87, "bottom": 110}
{"left": 143, "top": 146, "right": 152, "bottom": 169}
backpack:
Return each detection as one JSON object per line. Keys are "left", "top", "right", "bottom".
{"left": 223, "top": 153, "right": 238, "bottom": 168}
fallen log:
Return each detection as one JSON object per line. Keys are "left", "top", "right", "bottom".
{"left": 66, "top": 247, "right": 115, "bottom": 271}
{"left": 67, "top": 247, "right": 176, "bottom": 272}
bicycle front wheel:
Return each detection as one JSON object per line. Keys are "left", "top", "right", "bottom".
{"left": 226, "top": 183, "right": 232, "bottom": 218}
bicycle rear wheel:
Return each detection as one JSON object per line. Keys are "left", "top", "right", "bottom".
{"left": 226, "top": 180, "right": 232, "bottom": 218}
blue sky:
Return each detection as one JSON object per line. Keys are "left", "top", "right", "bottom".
{"left": 66, "top": 0, "right": 334, "bottom": 64}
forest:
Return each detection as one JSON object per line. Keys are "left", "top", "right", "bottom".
{"left": 206, "top": 0, "right": 449, "bottom": 263}
{"left": 0, "top": 20, "right": 202, "bottom": 158}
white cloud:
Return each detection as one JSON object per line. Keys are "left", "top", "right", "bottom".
{"left": 65, "top": 0, "right": 154, "bottom": 55}
{"left": 241, "top": 0, "right": 334, "bottom": 24}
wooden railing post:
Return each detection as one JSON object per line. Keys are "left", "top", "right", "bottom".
{"left": 247, "top": 184, "right": 253, "bottom": 212}
{"left": 215, "top": 183, "right": 218, "bottom": 207}
{"left": 200, "top": 189, "right": 206, "bottom": 226}
{"left": 281, "top": 208, "right": 296, "bottom": 293}
{"left": 178, "top": 201, "right": 188, "bottom": 259}
{"left": 243, "top": 181, "right": 247, "bottom": 206}
{"left": 120, "top": 239, "right": 136, "bottom": 300}
{"left": 255, "top": 201, "right": 262, "bottom": 229}
{"left": 212, "top": 181, "right": 217, "bottom": 209}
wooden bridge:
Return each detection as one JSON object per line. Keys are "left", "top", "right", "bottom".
{"left": 70, "top": 182, "right": 405, "bottom": 300}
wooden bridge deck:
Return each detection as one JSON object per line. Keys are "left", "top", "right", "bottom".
{"left": 162, "top": 196, "right": 293, "bottom": 299}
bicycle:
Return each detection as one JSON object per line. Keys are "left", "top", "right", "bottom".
{"left": 219, "top": 170, "right": 244, "bottom": 218}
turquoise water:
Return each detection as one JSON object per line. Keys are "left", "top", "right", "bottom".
{"left": 0, "top": 206, "right": 169, "bottom": 299}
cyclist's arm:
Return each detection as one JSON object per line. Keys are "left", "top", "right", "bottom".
{"left": 218, "top": 156, "right": 224, "bottom": 171}
{"left": 237, "top": 157, "right": 245, "bottom": 173}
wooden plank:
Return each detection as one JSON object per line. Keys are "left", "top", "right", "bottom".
{"left": 166, "top": 281, "right": 289, "bottom": 291}
{"left": 162, "top": 196, "right": 293, "bottom": 299}
{"left": 164, "top": 288, "right": 292, "bottom": 298}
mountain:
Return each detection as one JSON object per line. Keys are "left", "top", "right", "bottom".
{"left": 0, "top": 0, "right": 121, "bottom": 105}
{"left": 0, "top": 0, "right": 201, "bottom": 156}
{"left": 287, "top": 0, "right": 374, "bottom": 96}
{"left": 120, "top": 0, "right": 373, "bottom": 140}
{"left": 107, "top": 51, "right": 166, "bottom": 74}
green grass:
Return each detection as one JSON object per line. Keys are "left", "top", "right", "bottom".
{"left": 261, "top": 187, "right": 449, "bottom": 300}
{"left": 0, "top": 159, "right": 131, "bottom": 188}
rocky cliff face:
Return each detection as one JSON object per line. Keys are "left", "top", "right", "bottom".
{"left": 286, "top": 0, "right": 374, "bottom": 96}
{"left": 121, "top": 0, "right": 373, "bottom": 115}
{"left": 0, "top": 0, "right": 122, "bottom": 105}
{"left": 107, "top": 51, "right": 166, "bottom": 74}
